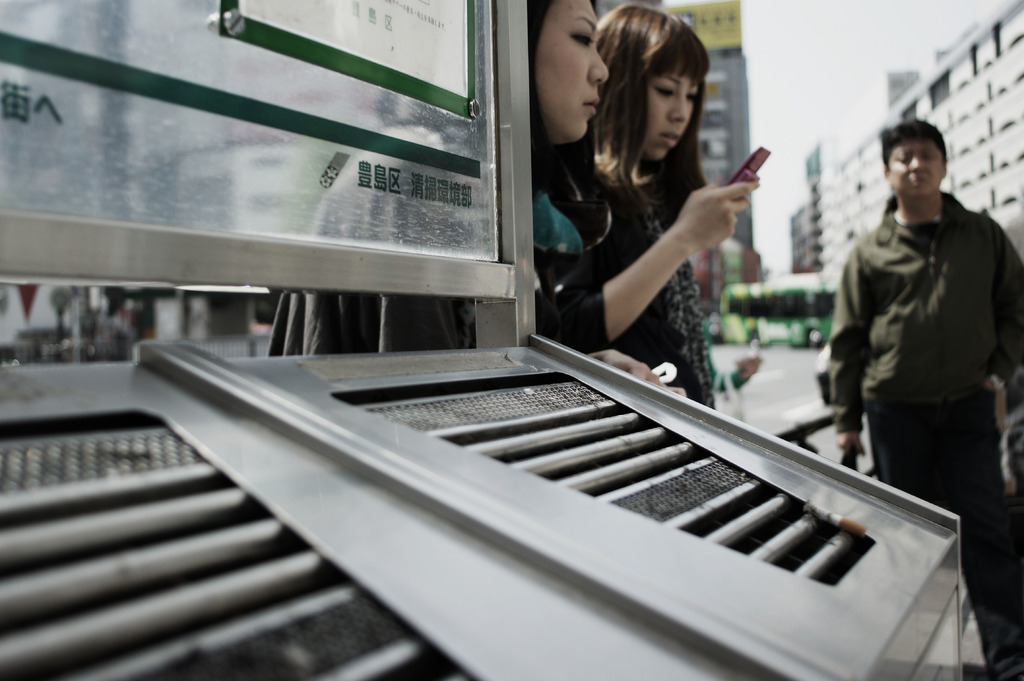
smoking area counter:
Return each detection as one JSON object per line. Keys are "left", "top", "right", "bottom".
{"left": 0, "top": 2, "right": 964, "bottom": 680}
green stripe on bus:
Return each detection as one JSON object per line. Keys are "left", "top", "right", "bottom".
{"left": 0, "top": 31, "right": 481, "bottom": 179}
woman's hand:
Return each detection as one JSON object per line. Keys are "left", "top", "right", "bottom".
{"left": 589, "top": 349, "right": 688, "bottom": 396}
{"left": 664, "top": 181, "right": 758, "bottom": 253}
{"left": 600, "top": 179, "right": 758, "bottom": 343}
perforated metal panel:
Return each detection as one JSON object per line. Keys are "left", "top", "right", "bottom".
{"left": 0, "top": 426, "right": 203, "bottom": 493}
{"left": 609, "top": 459, "right": 750, "bottom": 521}
{"left": 368, "top": 381, "right": 611, "bottom": 432}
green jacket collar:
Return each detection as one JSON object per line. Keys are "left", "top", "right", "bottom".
{"left": 876, "top": 193, "right": 968, "bottom": 245}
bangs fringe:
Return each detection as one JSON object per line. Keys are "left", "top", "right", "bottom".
{"left": 646, "top": 15, "right": 709, "bottom": 82}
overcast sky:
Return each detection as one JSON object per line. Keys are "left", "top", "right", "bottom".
{"left": 666, "top": 0, "right": 1006, "bottom": 277}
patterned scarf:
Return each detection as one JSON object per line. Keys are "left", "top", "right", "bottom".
{"left": 642, "top": 207, "right": 714, "bottom": 407}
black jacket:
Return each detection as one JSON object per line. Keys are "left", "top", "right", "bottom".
{"left": 556, "top": 211, "right": 705, "bottom": 401}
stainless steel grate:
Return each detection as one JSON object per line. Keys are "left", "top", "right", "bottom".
{"left": 0, "top": 416, "right": 468, "bottom": 681}
{"left": 352, "top": 375, "right": 871, "bottom": 585}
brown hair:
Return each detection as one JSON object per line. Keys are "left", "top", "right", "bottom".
{"left": 593, "top": 5, "right": 709, "bottom": 218}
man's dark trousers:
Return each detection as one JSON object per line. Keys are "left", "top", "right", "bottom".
{"left": 866, "top": 390, "right": 1024, "bottom": 680}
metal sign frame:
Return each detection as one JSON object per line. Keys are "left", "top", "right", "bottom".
{"left": 0, "top": 0, "right": 535, "bottom": 347}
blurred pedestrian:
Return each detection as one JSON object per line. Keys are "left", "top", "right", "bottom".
{"left": 830, "top": 119, "right": 1024, "bottom": 681}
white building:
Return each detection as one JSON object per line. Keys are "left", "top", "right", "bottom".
{"left": 818, "top": 0, "right": 1024, "bottom": 279}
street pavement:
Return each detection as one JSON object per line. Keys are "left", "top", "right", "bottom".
{"left": 709, "top": 343, "right": 874, "bottom": 472}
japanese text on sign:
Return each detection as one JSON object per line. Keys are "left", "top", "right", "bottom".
{"left": 1, "top": 80, "right": 62, "bottom": 124}
{"left": 340, "top": 160, "right": 473, "bottom": 208}
{"left": 241, "top": 0, "right": 469, "bottom": 97}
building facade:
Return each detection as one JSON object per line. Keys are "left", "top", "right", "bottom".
{"left": 817, "top": 0, "right": 1024, "bottom": 279}
{"left": 791, "top": 145, "right": 824, "bottom": 273}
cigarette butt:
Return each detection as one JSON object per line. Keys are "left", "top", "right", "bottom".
{"left": 804, "top": 501, "right": 867, "bottom": 538}
{"left": 836, "top": 517, "right": 867, "bottom": 538}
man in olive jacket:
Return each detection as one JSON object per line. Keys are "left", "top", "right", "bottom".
{"left": 830, "top": 119, "right": 1024, "bottom": 681}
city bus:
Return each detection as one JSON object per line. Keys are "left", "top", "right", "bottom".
{"left": 719, "top": 272, "right": 836, "bottom": 347}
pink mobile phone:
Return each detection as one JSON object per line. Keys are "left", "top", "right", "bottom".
{"left": 726, "top": 146, "right": 770, "bottom": 185}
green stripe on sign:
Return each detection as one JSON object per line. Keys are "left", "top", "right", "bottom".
{"left": 0, "top": 31, "right": 481, "bottom": 179}
{"left": 222, "top": 16, "right": 471, "bottom": 118}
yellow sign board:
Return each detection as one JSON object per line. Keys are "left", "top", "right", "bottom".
{"left": 667, "top": 1, "right": 742, "bottom": 51}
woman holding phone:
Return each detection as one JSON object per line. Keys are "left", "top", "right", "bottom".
{"left": 557, "top": 4, "right": 759, "bottom": 404}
